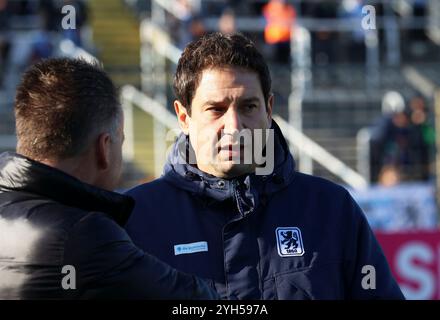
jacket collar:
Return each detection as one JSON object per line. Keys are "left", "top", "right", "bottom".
{"left": 163, "top": 120, "right": 296, "bottom": 216}
{"left": 0, "top": 152, "right": 134, "bottom": 226}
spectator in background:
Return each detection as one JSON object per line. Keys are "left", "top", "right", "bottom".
{"left": 61, "top": 0, "right": 89, "bottom": 47}
{"left": 378, "top": 164, "right": 401, "bottom": 187}
{"left": 8, "top": 0, "right": 34, "bottom": 15}
{"left": 370, "top": 107, "right": 412, "bottom": 183}
{"left": 39, "top": 0, "right": 60, "bottom": 32}
{"left": 29, "top": 0, "right": 61, "bottom": 66}
{"left": 338, "top": 0, "right": 366, "bottom": 63}
{"left": 28, "top": 10, "right": 55, "bottom": 64}
{"left": 170, "top": 0, "right": 192, "bottom": 48}
{"left": 188, "top": 15, "right": 206, "bottom": 42}
{"left": 370, "top": 93, "right": 432, "bottom": 184}
{"left": 306, "top": 1, "right": 339, "bottom": 65}
{"left": 262, "top": 0, "right": 296, "bottom": 64}
{"left": 370, "top": 92, "right": 407, "bottom": 183}
{"left": 172, "top": 0, "right": 206, "bottom": 49}
{"left": 218, "top": 7, "right": 236, "bottom": 35}
{"left": 407, "top": 96, "right": 434, "bottom": 181}
{"left": 0, "top": 0, "right": 9, "bottom": 30}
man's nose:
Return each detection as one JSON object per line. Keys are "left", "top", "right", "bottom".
{"left": 223, "top": 107, "right": 243, "bottom": 135}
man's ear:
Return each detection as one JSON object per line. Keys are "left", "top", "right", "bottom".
{"left": 174, "top": 100, "right": 190, "bottom": 135}
{"left": 267, "top": 94, "right": 274, "bottom": 126}
{"left": 96, "top": 133, "right": 112, "bottom": 170}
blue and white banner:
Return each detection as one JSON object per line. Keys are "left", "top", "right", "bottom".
{"left": 348, "top": 183, "right": 438, "bottom": 231}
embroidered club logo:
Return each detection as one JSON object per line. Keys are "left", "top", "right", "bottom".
{"left": 276, "top": 227, "right": 305, "bottom": 257}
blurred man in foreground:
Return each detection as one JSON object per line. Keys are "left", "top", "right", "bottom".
{"left": 0, "top": 58, "right": 218, "bottom": 300}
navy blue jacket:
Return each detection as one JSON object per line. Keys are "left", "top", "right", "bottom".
{"left": 126, "top": 121, "right": 404, "bottom": 300}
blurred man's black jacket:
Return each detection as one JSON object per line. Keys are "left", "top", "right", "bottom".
{"left": 0, "top": 151, "right": 218, "bottom": 300}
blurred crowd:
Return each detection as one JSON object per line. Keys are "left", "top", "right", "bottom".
{"left": 154, "top": 0, "right": 298, "bottom": 63}
{"left": 0, "top": 0, "right": 89, "bottom": 89}
{"left": 370, "top": 94, "right": 435, "bottom": 186}
{"left": 2, "top": 0, "right": 437, "bottom": 187}
{"left": 133, "top": 0, "right": 428, "bottom": 65}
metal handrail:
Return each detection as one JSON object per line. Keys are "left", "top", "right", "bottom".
{"left": 58, "top": 39, "right": 99, "bottom": 64}
{"left": 151, "top": 0, "right": 201, "bottom": 21}
{"left": 275, "top": 116, "right": 368, "bottom": 189}
{"left": 120, "top": 85, "right": 179, "bottom": 176}
{"left": 140, "top": 20, "right": 181, "bottom": 64}
{"left": 121, "top": 85, "right": 178, "bottom": 129}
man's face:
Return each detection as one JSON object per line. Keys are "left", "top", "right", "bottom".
{"left": 175, "top": 67, "right": 273, "bottom": 179}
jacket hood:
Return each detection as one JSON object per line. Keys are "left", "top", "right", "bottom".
{"left": 163, "top": 120, "right": 296, "bottom": 216}
{"left": 0, "top": 152, "right": 134, "bottom": 226}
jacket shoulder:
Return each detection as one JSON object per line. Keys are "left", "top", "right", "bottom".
{"left": 0, "top": 191, "right": 93, "bottom": 231}
{"left": 288, "top": 172, "right": 364, "bottom": 224}
{"left": 126, "top": 177, "right": 178, "bottom": 199}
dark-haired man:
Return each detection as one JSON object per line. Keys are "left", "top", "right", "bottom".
{"left": 0, "top": 58, "right": 218, "bottom": 299}
{"left": 126, "top": 33, "right": 404, "bottom": 300}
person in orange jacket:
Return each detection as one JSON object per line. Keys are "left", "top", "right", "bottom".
{"left": 263, "top": 0, "right": 296, "bottom": 63}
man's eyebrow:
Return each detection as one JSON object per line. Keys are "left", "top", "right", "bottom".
{"left": 202, "top": 99, "right": 230, "bottom": 107}
{"left": 239, "top": 97, "right": 261, "bottom": 104}
{"left": 202, "top": 97, "right": 260, "bottom": 107}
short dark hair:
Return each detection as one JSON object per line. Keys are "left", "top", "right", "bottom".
{"left": 15, "top": 58, "right": 121, "bottom": 160}
{"left": 173, "top": 32, "right": 272, "bottom": 114}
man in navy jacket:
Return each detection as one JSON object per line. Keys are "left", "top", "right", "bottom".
{"left": 126, "top": 33, "right": 404, "bottom": 300}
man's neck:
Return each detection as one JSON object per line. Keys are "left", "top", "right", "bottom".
{"left": 39, "top": 156, "right": 96, "bottom": 186}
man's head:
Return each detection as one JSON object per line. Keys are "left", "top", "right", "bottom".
{"left": 15, "top": 58, "right": 124, "bottom": 190}
{"left": 173, "top": 32, "right": 273, "bottom": 179}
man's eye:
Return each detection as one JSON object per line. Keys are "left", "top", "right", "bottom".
{"left": 244, "top": 104, "right": 257, "bottom": 112}
{"left": 207, "top": 107, "right": 224, "bottom": 114}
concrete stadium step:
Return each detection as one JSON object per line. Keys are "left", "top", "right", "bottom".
{"left": 100, "top": 57, "right": 140, "bottom": 68}
{"left": 89, "top": 0, "right": 147, "bottom": 179}
{"left": 301, "top": 100, "right": 382, "bottom": 135}
{"left": 298, "top": 101, "right": 371, "bottom": 184}
{"left": 131, "top": 107, "right": 155, "bottom": 178}
{"left": 89, "top": 0, "right": 141, "bottom": 69}
{"left": 109, "top": 73, "right": 142, "bottom": 88}
{"left": 303, "top": 129, "right": 358, "bottom": 162}
{"left": 95, "top": 37, "right": 140, "bottom": 45}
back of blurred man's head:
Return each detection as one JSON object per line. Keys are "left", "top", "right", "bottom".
{"left": 14, "top": 58, "right": 124, "bottom": 190}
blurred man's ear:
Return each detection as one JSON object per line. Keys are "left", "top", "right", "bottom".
{"left": 96, "top": 133, "right": 112, "bottom": 170}
{"left": 174, "top": 100, "right": 190, "bottom": 135}
{"left": 267, "top": 94, "right": 274, "bottom": 125}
